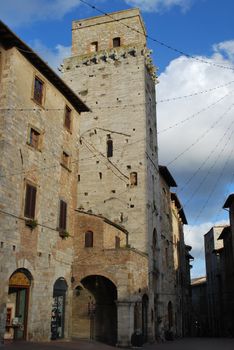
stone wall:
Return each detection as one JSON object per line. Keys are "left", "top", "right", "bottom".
{"left": 0, "top": 47, "right": 81, "bottom": 342}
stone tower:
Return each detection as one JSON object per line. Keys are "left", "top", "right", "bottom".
{"left": 63, "top": 8, "right": 159, "bottom": 254}
{"left": 63, "top": 9, "right": 160, "bottom": 343}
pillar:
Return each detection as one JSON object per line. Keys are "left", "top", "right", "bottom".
{"left": 116, "top": 301, "right": 134, "bottom": 347}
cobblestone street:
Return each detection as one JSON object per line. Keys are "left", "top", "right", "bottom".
{"left": 2, "top": 338, "right": 234, "bottom": 350}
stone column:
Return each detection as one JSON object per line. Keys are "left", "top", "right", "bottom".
{"left": 116, "top": 301, "right": 134, "bottom": 347}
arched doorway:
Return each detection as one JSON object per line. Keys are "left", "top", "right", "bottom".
{"left": 73, "top": 275, "right": 117, "bottom": 345}
{"left": 142, "top": 294, "right": 149, "bottom": 343}
{"left": 6, "top": 268, "right": 32, "bottom": 340}
{"left": 51, "top": 278, "right": 68, "bottom": 340}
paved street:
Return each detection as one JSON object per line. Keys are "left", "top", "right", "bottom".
{"left": 2, "top": 338, "right": 234, "bottom": 350}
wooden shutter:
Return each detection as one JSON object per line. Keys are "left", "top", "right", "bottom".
{"left": 24, "top": 184, "right": 37, "bottom": 219}
{"left": 115, "top": 236, "right": 120, "bottom": 248}
{"left": 59, "top": 200, "right": 67, "bottom": 230}
{"left": 85, "top": 231, "right": 93, "bottom": 247}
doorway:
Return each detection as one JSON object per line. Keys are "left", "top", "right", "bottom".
{"left": 6, "top": 269, "right": 32, "bottom": 340}
{"left": 51, "top": 278, "right": 67, "bottom": 340}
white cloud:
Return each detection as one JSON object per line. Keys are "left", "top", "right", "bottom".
{"left": 213, "top": 40, "right": 234, "bottom": 63}
{"left": 157, "top": 41, "right": 234, "bottom": 224}
{"left": 31, "top": 40, "right": 71, "bottom": 72}
{"left": 0, "top": 0, "right": 82, "bottom": 27}
{"left": 124, "top": 0, "right": 192, "bottom": 12}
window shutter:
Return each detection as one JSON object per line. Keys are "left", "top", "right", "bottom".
{"left": 24, "top": 184, "right": 37, "bottom": 219}
{"left": 59, "top": 200, "right": 67, "bottom": 230}
{"left": 85, "top": 231, "right": 93, "bottom": 247}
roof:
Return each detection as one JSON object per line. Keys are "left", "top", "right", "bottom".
{"left": 218, "top": 226, "right": 231, "bottom": 240}
{"left": 223, "top": 194, "right": 234, "bottom": 208}
{"left": 171, "top": 192, "right": 188, "bottom": 224}
{"left": 159, "top": 165, "right": 177, "bottom": 187}
{"left": 0, "top": 21, "right": 90, "bottom": 113}
{"left": 191, "top": 276, "right": 206, "bottom": 286}
{"left": 76, "top": 209, "right": 129, "bottom": 235}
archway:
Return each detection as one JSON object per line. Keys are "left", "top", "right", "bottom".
{"left": 6, "top": 268, "right": 33, "bottom": 340}
{"left": 142, "top": 294, "right": 149, "bottom": 343}
{"left": 51, "top": 278, "right": 68, "bottom": 340}
{"left": 73, "top": 275, "right": 117, "bottom": 345}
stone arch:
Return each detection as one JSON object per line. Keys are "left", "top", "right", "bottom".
{"left": 72, "top": 274, "right": 117, "bottom": 345}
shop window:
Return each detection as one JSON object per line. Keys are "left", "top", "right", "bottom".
{"left": 59, "top": 200, "right": 67, "bottom": 231}
{"left": 85, "top": 231, "right": 93, "bottom": 247}
{"left": 33, "top": 76, "right": 44, "bottom": 105}
{"left": 90, "top": 41, "right": 98, "bottom": 52}
{"left": 24, "top": 184, "right": 37, "bottom": 219}
{"left": 130, "top": 172, "right": 137, "bottom": 186}
{"left": 28, "top": 127, "right": 41, "bottom": 149}
{"left": 64, "top": 105, "right": 72, "bottom": 131}
{"left": 113, "top": 37, "right": 121, "bottom": 47}
{"left": 107, "top": 135, "right": 113, "bottom": 158}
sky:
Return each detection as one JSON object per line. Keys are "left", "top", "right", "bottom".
{"left": 1, "top": 0, "right": 234, "bottom": 277}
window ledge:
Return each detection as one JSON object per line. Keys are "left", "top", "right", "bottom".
{"left": 26, "top": 142, "right": 42, "bottom": 152}
{"left": 31, "top": 97, "right": 45, "bottom": 109}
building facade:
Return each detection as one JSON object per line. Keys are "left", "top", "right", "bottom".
{"left": 204, "top": 226, "right": 224, "bottom": 336}
{"left": 0, "top": 9, "right": 191, "bottom": 347}
{"left": 0, "top": 21, "right": 89, "bottom": 344}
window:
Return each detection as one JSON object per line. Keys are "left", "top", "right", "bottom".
{"left": 61, "top": 151, "right": 70, "bottom": 169}
{"left": 90, "top": 41, "right": 98, "bottom": 52}
{"left": 107, "top": 136, "right": 113, "bottom": 158}
{"left": 85, "top": 231, "right": 93, "bottom": 248}
{"left": 64, "top": 105, "right": 72, "bottom": 131}
{"left": 130, "top": 172, "right": 137, "bottom": 186}
{"left": 29, "top": 127, "right": 40, "bottom": 149}
{"left": 149, "top": 128, "right": 153, "bottom": 150}
{"left": 24, "top": 184, "right": 37, "bottom": 219}
{"left": 59, "top": 200, "right": 67, "bottom": 231}
{"left": 113, "top": 37, "right": 121, "bottom": 47}
{"left": 33, "top": 76, "right": 44, "bottom": 105}
{"left": 115, "top": 236, "right": 120, "bottom": 248}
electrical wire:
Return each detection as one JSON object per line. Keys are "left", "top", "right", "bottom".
{"left": 177, "top": 117, "right": 234, "bottom": 194}
{"left": 77, "top": 0, "right": 234, "bottom": 72}
{"left": 166, "top": 102, "right": 234, "bottom": 167}
{"left": 158, "top": 92, "right": 231, "bottom": 134}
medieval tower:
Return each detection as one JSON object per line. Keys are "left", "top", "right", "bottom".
{"left": 62, "top": 8, "right": 161, "bottom": 344}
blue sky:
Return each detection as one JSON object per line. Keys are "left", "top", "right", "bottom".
{"left": 1, "top": 0, "right": 234, "bottom": 277}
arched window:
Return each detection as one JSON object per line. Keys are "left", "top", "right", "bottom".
{"left": 107, "top": 136, "right": 113, "bottom": 158}
{"left": 85, "top": 231, "right": 93, "bottom": 247}
{"left": 90, "top": 41, "right": 98, "bottom": 52}
{"left": 113, "top": 37, "right": 121, "bottom": 47}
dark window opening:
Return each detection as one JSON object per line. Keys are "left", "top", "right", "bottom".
{"left": 33, "top": 76, "right": 44, "bottom": 105}
{"left": 59, "top": 200, "right": 67, "bottom": 231}
{"left": 29, "top": 128, "right": 40, "bottom": 149}
{"left": 99, "top": 172, "right": 102, "bottom": 180}
{"left": 107, "top": 137, "right": 113, "bottom": 158}
{"left": 90, "top": 41, "right": 98, "bottom": 52}
{"left": 85, "top": 231, "right": 93, "bottom": 248}
{"left": 24, "top": 184, "right": 37, "bottom": 219}
{"left": 130, "top": 172, "right": 137, "bottom": 186}
{"left": 64, "top": 106, "right": 72, "bottom": 131}
{"left": 115, "top": 236, "right": 120, "bottom": 248}
{"left": 113, "top": 37, "right": 121, "bottom": 47}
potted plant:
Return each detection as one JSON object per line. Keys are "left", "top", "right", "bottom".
{"left": 25, "top": 219, "right": 38, "bottom": 230}
{"left": 59, "top": 230, "right": 70, "bottom": 239}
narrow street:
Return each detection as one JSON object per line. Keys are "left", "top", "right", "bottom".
{"left": 3, "top": 338, "right": 234, "bottom": 350}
